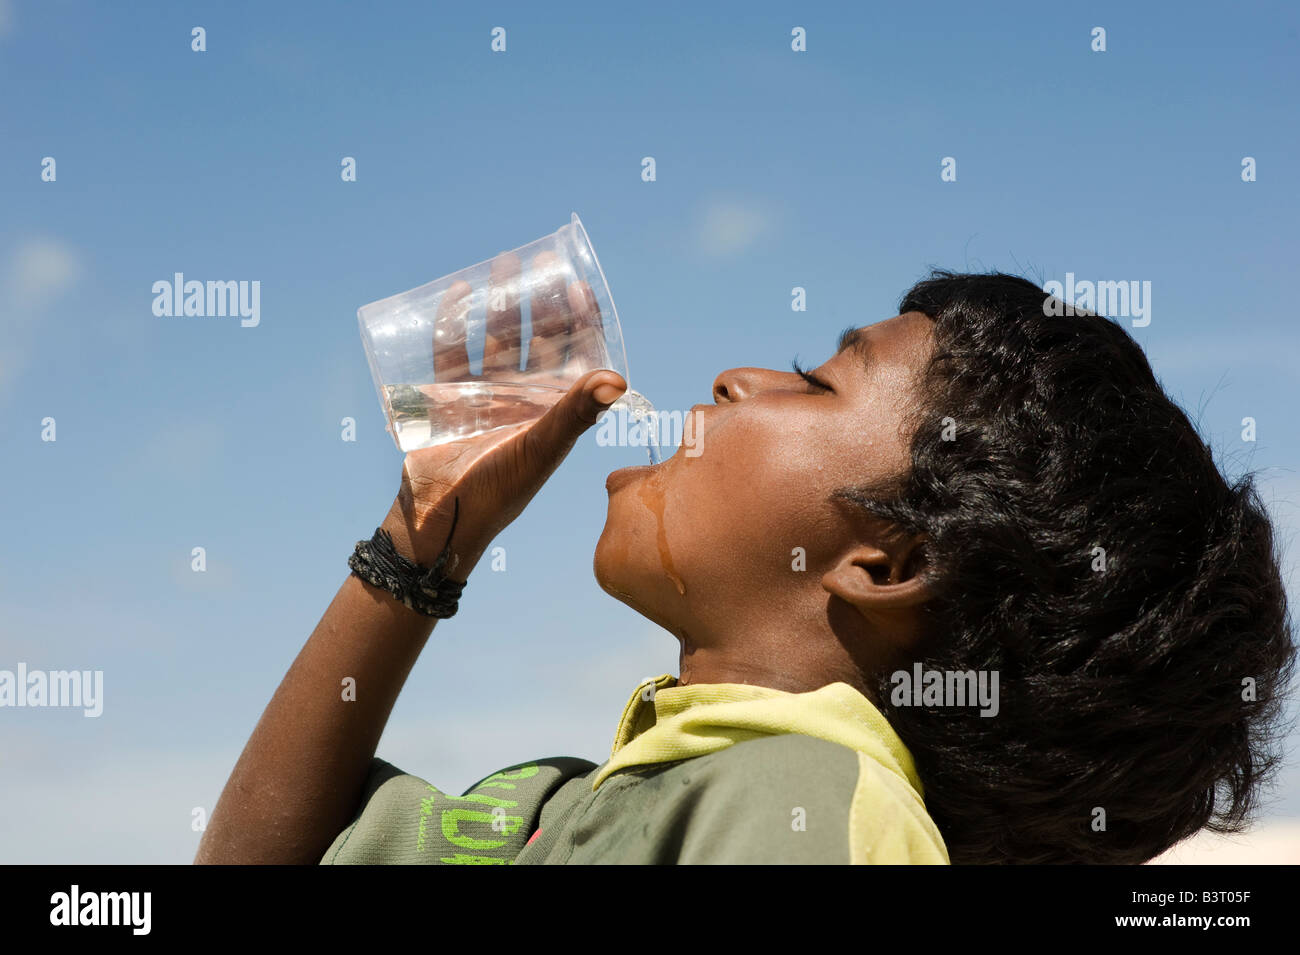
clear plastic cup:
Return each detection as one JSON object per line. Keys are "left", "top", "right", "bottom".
{"left": 358, "top": 213, "right": 638, "bottom": 453}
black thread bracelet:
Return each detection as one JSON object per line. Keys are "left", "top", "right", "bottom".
{"left": 348, "top": 498, "right": 466, "bottom": 618}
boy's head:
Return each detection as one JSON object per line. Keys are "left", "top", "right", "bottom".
{"left": 595, "top": 269, "right": 1295, "bottom": 864}
{"left": 597, "top": 308, "right": 937, "bottom": 684}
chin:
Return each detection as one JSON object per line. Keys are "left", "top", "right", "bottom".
{"left": 591, "top": 531, "right": 613, "bottom": 589}
{"left": 593, "top": 520, "right": 634, "bottom": 588}
{"left": 592, "top": 526, "right": 665, "bottom": 626}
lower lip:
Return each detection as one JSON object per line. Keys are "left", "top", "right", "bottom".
{"left": 606, "top": 465, "right": 654, "bottom": 492}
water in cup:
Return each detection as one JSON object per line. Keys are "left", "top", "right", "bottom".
{"left": 359, "top": 214, "right": 663, "bottom": 463}
{"left": 385, "top": 381, "right": 566, "bottom": 453}
{"left": 386, "top": 381, "right": 663, "bottom": 464}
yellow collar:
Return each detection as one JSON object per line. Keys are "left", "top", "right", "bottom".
{"left": 595, "top": 674, "right": 925, "bottom": 796}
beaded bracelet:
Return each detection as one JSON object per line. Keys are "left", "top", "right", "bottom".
{"left": 348, "top": 499, "right": 466, "bottom": 618}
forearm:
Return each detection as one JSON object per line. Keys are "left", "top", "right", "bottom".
{"left": 195, "top": 509, "right": 465, "bottom": 865}
{"left": 194, "top": 365, "right": 613, "bottom": 865}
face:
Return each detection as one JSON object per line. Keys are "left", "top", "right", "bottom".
{"left": 595, "top": 311, "right": 937, "bottom": 688}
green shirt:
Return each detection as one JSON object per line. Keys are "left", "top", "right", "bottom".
{"left": 321, "top": 675, "right": 950, "bottom": 864}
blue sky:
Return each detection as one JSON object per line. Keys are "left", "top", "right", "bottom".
{"left": 2, "top": 0, "right": 1298, "bottom": 862}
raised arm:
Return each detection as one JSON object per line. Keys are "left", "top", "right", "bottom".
{"left": 194, "top": 268, "right": 625, "bottom": 863}
{"left": 192, "top": 535, "right": 444, "bottom": 864}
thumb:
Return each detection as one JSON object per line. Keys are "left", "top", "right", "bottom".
{"left": 522, "top": 369, "right": 627, "bottom": 464}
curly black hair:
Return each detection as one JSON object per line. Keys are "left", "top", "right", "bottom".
{"left": 838, "top": 270, "right": 1297, "bottom": 864}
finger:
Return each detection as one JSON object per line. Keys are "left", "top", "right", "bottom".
{"left": 482, "top": 251, "right": 523, "bottom": 375}
{"left": 520, "top": 368, "right": 627, "bottom": 467}
{"left": 564, "top": 279, "right": 608, "bottom": 374}
{"left": 433, "top": 280, "right": 473, "bottom": 382}
{"left": 525, "top": 249, "right": 573, "bottom": 374}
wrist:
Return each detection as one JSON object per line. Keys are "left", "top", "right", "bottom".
{"left": 380, "top": 497, "right": 484, "bottom": 581}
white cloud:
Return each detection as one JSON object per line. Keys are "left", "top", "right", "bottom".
{"left": 1148, "top": 819, "right": 1300, "bottom": 864}
{"left": 0, "top": 237, "right": 83, "bottom": 395}
{"left": 4, "top": 237, "right": 82, "bottom": 313}
{"left": 0, "top": 0, "right": 13, "bottom": 40}
{"left": 694, "top": 199, "right": 774, "bottom": 258}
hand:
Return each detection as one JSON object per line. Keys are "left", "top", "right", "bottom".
{"left": 380, "top": 250, "right": 626, "bottom": 578}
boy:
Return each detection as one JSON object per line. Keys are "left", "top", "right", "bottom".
{"left": 195, "top": 270, "right": 1294, "bottom": 864}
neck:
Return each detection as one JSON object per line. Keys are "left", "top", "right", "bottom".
{"left": 675, "top": 634, "right": 871, "bottom": 698}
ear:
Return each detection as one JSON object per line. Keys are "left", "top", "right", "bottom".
{"left": 821, "top": 536, "right": 930, "bottom": 617}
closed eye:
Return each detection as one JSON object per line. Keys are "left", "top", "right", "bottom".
{"left": 791, "top": 358, "right": 833, "bottom": 392}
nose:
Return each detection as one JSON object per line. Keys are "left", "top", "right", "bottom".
{"left": 711, "top": 367, "right": 786, "bottom": 404}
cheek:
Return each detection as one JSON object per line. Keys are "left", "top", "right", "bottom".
{"left": 667, "top": 423, "right": 830, "bottom": 576}
{"left": 598, "top": 407, "right": 863, "bottom": 598}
